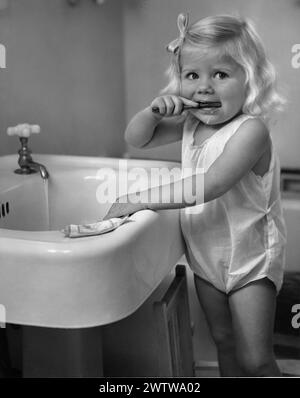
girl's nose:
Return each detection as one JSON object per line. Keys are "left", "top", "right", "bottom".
{"left": 196, "top": 78, "right": 214, "bottom": 95}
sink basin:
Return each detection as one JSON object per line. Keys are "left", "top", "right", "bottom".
{"left": 0, "top": 154, "right": 184, "bottom": 328}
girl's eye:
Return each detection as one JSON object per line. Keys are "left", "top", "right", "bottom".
{"left": 214, "top": 71, "right": 229, "bottom": 80}
{"left": 185, "top": 72, "right": 199, "bottom": 80}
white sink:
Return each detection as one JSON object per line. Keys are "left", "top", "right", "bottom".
{"left": 0, "top": 154, "right": 184, "bottom": 328}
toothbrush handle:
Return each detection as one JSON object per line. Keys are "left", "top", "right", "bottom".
{"left": 152, "top": 102, "right": 221, "bottom": 114}
{"left": 151, "top": 105, "right": 195, "bottom": 114}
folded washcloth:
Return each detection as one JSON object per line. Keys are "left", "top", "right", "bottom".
{"left": 62, "top": 216, "right": 131, "bottom": 238}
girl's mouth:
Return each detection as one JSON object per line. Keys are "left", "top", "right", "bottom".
{"left": 194, "top": 101, "right": 222, "bottom": 115}
{"left": 197, "top": 101, "right": 222, "bottom": 109}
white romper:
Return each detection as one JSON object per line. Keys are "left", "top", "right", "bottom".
{"left": 180, "top": 113, "right": 287, "bottom": 294}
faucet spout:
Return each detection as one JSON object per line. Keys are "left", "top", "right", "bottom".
{"left": 28, "top": 162, "right": 49, "bottom": 180}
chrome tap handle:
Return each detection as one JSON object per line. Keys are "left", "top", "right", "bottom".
{"left": 7, "top": 123, "right": 49, "bottom": 179}
{"left": 7, "top": 123, "right": 42, "bottom": 176}
{"left": 7, "top": 123, "right": 40, "bottom": 138}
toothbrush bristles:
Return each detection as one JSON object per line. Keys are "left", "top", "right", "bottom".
{"left": 197, "top": 102, "right": 221, "bottom": 108}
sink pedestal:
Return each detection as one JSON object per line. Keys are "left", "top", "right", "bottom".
{"left": 22, "top": 326, "right": 103, "bottom": 377}
{"left": 5, "top": 266, "right": 194, "bottom": 378}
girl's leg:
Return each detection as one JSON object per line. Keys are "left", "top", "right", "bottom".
{"left": 194, "top": 275, "right": 244, "bottom": 376}
{"left": 229, "top": 277, "right": 281, "bottom": 377}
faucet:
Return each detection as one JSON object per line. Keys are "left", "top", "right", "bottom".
{"left": 7, "top": 124, "right": 49, "bottom": 180}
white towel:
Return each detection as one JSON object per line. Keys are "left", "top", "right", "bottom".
{"left": 62, "top": 216, "right": 131, "bottom": 238}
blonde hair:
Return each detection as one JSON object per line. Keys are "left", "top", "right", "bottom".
{"left": 162, "top": 14, "right": 285, "bottom": 120}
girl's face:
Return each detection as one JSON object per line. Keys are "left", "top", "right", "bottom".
{"left": 180, "top": 49, "right": 247, "bottom": 126}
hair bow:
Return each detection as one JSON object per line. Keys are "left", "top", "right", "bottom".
{"left": 167, "top": 13, "right": 189, "bottom": 54}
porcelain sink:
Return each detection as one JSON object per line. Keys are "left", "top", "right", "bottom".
{"left": 0, "top": 154, "right": 184, "bottom": 328}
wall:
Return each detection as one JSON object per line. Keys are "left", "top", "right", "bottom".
{"left": 123, "top": 0, "right": 300, "bottom": 168}
{"left": 0, "top": 0, "right": 126, "bottom": 157}
{"left": 123, "top": 0, "right": 300, "bottom": 364}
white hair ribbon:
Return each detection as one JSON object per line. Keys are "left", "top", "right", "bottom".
{"left": 166, "top": 13, "right": 189, "bottom": 54}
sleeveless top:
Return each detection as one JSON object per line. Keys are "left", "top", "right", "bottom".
{"left": 180, "top": 113, "right": 287, "bottom": 293}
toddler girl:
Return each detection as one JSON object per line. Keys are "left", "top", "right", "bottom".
{"left": 104, "top": 13, "right": 286, "bottom": 377}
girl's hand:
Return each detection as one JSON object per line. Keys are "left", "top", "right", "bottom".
{"left": 150, "top": 95, "right": 199, "bottom": 117}
{"left": 103, "top": 195, "right": 149, "bottom": 220}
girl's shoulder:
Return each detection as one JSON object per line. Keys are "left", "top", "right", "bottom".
{"left": 225, "top": 115, "right": 271, "bottom": 162}
{"left": 211, "top": 114, "right": 271, "bottom": 158}
{"left": 219, "top": 114, "right": 270, "bottom": 145}
{"left": 237, "top": 115, "right": 270, "bottom": 141}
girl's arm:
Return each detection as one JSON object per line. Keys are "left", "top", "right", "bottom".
{"left": 104, "top": 118, "right": 269, "bottom": 219}
{"left": 125, "top": 96, "right": 199, "bottom": 149}
{"left": 124, "top": 107, "right": 185, "bottom": 149}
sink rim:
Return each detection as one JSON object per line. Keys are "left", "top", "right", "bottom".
{"left": 0, "top": 153, "right": 181, "bottom": 239}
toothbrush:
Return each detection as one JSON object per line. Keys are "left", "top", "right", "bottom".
{"left": 152, "top": 101, "right": 221, "bottom": 114}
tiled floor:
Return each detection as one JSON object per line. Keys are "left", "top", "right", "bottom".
{"left": 196, "top": 362, "right": 300, "bottom": 378}
{"left": 277, "top": 359, "right": 300, "bottom": 377}
{"left": 274, "top": 332, "right": 300, "bottom": 376}
{"left": 194, "top": 335, "right": 300, "bottom": 377}
{"left": 194, "top": 361, "right": 220, "bottom": 377}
